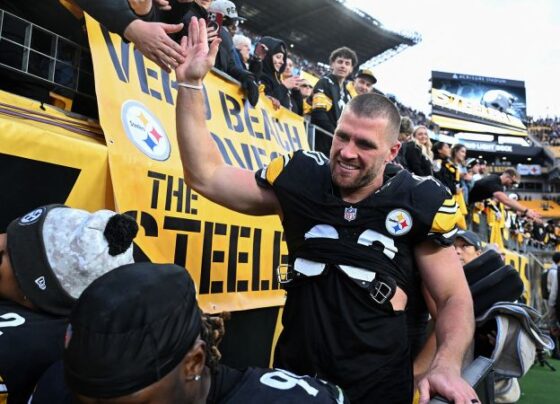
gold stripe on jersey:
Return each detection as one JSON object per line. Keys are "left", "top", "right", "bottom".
{"left": 441, "top": 197, "right": 457, "bottom": 207}
{"left": 346, "top": 82, "right": 358, "bottom": 98}
{"left": 265, "top": 153, "right": 292, "bottom": 185}
{"left": 312, "top": 92, "right": 333, "bottom": 111}
{"left": 437, "top": 197, "right": 459, "bottom": 215}
{"left": 303, "top": 99, "right": 312, "bottom": 116}
{"left": 431, "top": 199, "right": 459, "bottom": 234}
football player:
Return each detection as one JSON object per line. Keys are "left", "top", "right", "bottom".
{"left": 173, "top": 18, "right": 478, "bottom": 404}
{"left": 64, "top": 263, "right": 348, "bottom": 403}
{"left": 0, "top": 205, "right": 137, "bottom": 403}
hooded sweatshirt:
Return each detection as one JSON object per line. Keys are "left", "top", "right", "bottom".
{"left": 258, "top": 36, "right": 292, "bottom": 109}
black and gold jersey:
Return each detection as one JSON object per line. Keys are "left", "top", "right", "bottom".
{"left": 310, "top": 74, "right": 352, "bottom": 134}
{"left": 208, "top": 365, "right": 348, "bottom": 404}
{"left": 256, "top": 150, "right": 458, "bottom": 402}
{"left": 433, "top": 158, "right": 460, "bottom": 195}
{"left": 256, "top": 150, "right": 458, "bottom": 294}
{"left": 0, "top": 300, "right": 67, "bottom": 404}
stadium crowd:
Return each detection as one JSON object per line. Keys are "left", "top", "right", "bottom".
{"left": 528, "top": 117, "right": 560, "bottom": 146}
{"left": 1, "top": 1, "right": 558, "bottom": 404}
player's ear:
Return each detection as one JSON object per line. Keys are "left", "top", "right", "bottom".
{"left": 387, "top": 141, "right": 401, "bottom": 162}
{"left": 182, "top": 339, "right": 206, "bottom": 380}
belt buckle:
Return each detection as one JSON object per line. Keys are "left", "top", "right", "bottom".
{"left": 369, "top": 279, "right": 394, "bottom": 304}
{"left": 276, "top": 264, "right": 295, "bottom": 285}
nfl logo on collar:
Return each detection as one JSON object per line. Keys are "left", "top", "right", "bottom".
{"left": 344, "top": 206, "right": 357, "bottom": 222}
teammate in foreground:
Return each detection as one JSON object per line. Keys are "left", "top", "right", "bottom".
{"left": 64, "top": 263, "right": 348, "bottom": 403}
{"left": 174, "top": 18, "right": 478, "bottom": 404}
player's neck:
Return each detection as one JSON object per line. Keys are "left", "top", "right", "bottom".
{"left": 339, "top": 176, "right": 383, "bottom": 204}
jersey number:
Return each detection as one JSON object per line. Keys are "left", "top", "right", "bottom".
{"left": 260, "top": 369, "right": 319, "bottom": 397}
{"left": 302, "top": 151, "right": 328, "bottom": 166}
{"left": 306, "top": 225, "right": 398, "bottom": 260}
{"left": 0, "top": 313, "right": 26, "bottom": 336}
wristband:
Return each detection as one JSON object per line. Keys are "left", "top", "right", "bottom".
{"left": 177, "top": 82, "right": 203, "bottom": 90}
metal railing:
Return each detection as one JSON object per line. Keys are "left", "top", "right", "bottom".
{"left": 0, "top": 8, "right": 94, "bottom": 99}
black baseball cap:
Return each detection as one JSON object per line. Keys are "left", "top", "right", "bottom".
{"left": 356, "top": 68, "right": 377, "bottom": 84}
{"left": 64, "top": 263, "right": 201, "bottom": 398}
{"left": 455, "top": 230, "right": 482, "bottom": 250}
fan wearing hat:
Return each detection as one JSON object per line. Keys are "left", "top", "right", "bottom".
{"left": 0, "top": 205, "right": 137, "bottom": 403}
{"left": 454, "top": 230, "right": 482, "bottom": 265}
{"left": 351, "top": 68, "right": 377, "bottom": 96}
{"left": 64, "top": 263, "right": 348, "bottom": 403}
{"left": 208, "top": 0, "right": 246, "bottom": 36}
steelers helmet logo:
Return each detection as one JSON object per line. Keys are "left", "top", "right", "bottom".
{"left": 121, "top": 100, "right": 171, "bottom": 161}
{"left": 385, "top": 209, "right": 413, "bottom": 236}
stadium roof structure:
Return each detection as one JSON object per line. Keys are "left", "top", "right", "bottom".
{"left": 237, "top": 0, "right": 421, "bottom": 67}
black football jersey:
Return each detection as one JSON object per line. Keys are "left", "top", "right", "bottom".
{"left": 0, "top": 300, "right": 67, "bottom": 404}
{"left": 255, "top": 150, "right": 459, "bottom": 403}
{"left": 256, "top": 150, "right": 458, "bottom": 295}
{"left": 210, "top": 365, "right": 348, "bottom": 403}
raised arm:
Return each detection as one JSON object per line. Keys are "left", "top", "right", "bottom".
{"left": 415, "top": 241, "right": 478, "bottom": 404}
{"left": 493, "top": 191, "right": 541, "bottom": 221}
{"left": 174, "top": 18, "right": 281, "bottom": 216}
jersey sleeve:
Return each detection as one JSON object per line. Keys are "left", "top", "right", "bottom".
{"left": 312, "top": 78, "right": 333, "bottom": 112}
{"left": 414, "top": 179, "right": 459, "bottom": 246}
{"left": 255, "top": 152, "right": 294, "bottom": 188}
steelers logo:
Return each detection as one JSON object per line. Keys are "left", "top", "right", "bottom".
{"left": 121, "top": 100, "right": 171, "bottom": 161}
{"left": 385, "top": 209, "right": 413, "bottom": 236}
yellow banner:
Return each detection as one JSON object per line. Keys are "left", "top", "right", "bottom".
{"left": 85, "top": 16, "right": 308, "bottom": 313}
{"left": 503, "top": 250, "right": 530, "bottom": 304}
{"left": 0, "top": 90, "right": 111, "bottom": 215}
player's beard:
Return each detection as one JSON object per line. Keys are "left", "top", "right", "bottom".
{"left": 330, "top": 159, "right": 384, "bottom": 193}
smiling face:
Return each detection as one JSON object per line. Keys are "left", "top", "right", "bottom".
{"left": 354, "top": 76, "right": 374, "bottom": 95}
{"left": 330, "top": 57, "right": 353, "bottom": 80}
{"left": 272, "top": 52, "right": 284, "bottom": 72}
{"left": 413, "top": 127, "right": 429, "bottom": 145}
{"left": 329, "top": 110, "right": 400, "bottom": 202}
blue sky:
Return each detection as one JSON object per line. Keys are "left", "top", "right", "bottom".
{"left": 345, "top": 0, "right": 560, "bottom": 118}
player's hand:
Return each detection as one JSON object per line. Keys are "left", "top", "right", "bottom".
{"left": 175, "top": 18, "right": 221, "bottom": 84}
{"left": 124, "top": 19, "right": 185, "bottom": 72}
{"left": 418, "top": 365, "right": 479, "bottom": 404}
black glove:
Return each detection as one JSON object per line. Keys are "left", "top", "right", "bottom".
{"left": 240, "top": 72, "right": 260, "bottom": 107}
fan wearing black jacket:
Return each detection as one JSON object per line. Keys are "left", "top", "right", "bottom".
{"left": 75, "top": 0, "right": 260, "bottom": 105}
{"left": 402, "top": 125, "right": 433, "bottom": 177}
{"left": 257, "top": 36, "right": 294, "bottom": 110}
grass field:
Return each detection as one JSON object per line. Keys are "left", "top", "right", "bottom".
{"left": 518, "top": 358, "right": 560, "bottom": 403}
